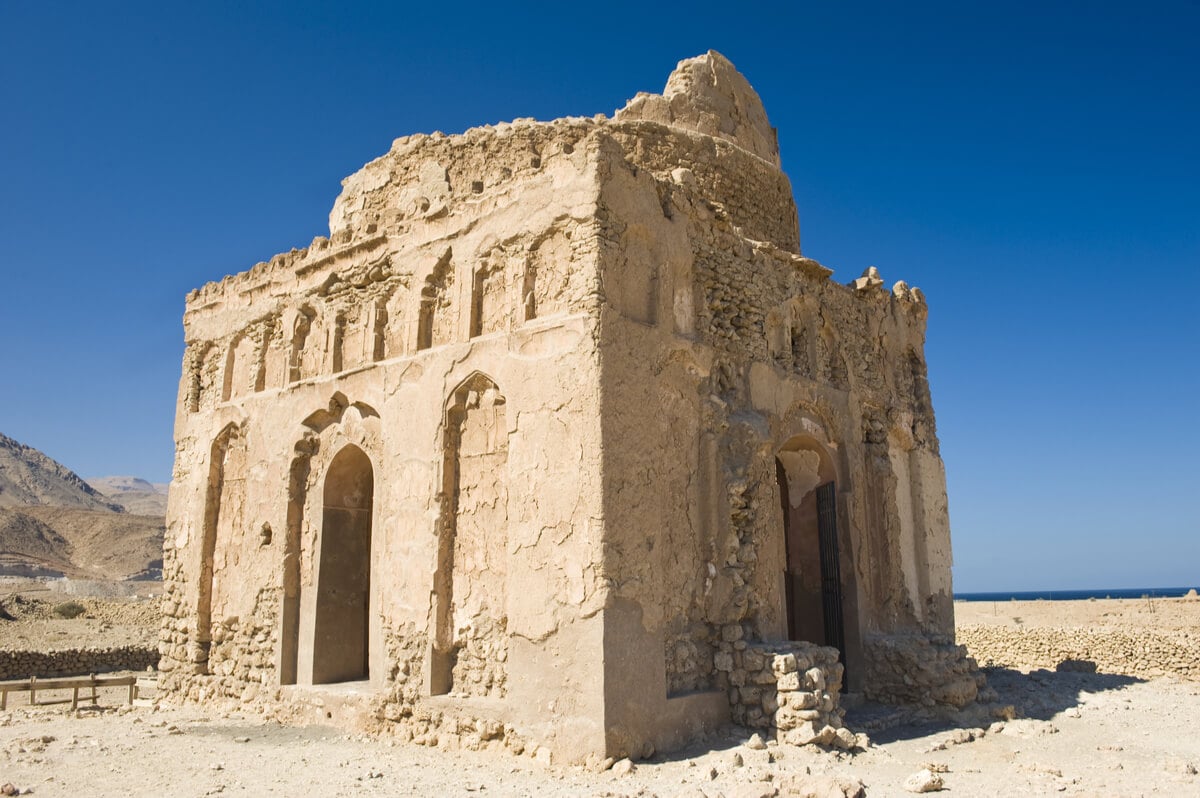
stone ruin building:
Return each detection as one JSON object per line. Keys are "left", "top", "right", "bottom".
{"left": 160, "top": 52, "right": 983, "bottom": 763}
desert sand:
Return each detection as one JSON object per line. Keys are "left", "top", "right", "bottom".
{"left": 1, "top": 596, "right": 1197, "bottom": 797}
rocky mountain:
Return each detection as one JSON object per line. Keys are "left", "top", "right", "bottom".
{"left": 0, "top": 433, "right": 164, "bottom": 580}
{"left": 0, "top": 432, "right": 121, "bottom": 511}
{"left": 1, "top": 506, "right": 164, "bottom": 580}
{"left": 0, "top": 509, "right": 73, "bottom": 576}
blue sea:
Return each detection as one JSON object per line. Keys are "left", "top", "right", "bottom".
{"left": 956, "top": 586, "right": 1198, "bottom": 602}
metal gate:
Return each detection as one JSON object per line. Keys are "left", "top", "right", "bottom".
{"left": 776, "top": 459, "right": 799, "bottom": 640}
{"left": 815, "top": 481, "right": 846, "bottom": 662}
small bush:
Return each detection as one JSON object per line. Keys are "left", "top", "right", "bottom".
{"left": 53, "top": 600, "right": 87, "bottom": 619}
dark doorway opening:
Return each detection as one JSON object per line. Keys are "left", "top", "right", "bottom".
{"left": 312, "top": 445, "right": 373, "bottom": 684}
{"left": 776, "top": 450, "right": 847, "bottom": 670}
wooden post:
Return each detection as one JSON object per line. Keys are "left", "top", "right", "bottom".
{"left": 71, "top": 687, "right": 79, "bottom": 711}
{"left": 29, "top": 676, "right": 36, "bottom": 706}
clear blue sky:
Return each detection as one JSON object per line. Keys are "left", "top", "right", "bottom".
{"left": 1, "top": 1, "right": 1196, "bottom": 592}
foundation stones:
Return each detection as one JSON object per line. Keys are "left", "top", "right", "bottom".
{"left": 723, "top": 642, "right": 854, "bottom": 749}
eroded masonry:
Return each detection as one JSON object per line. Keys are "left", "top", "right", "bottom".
{"left": 161, "top": 52, "right": 983, "bottom": 763}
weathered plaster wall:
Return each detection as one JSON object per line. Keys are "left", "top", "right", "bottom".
{"left": 162, "top": 124, "right": 612, "bottom": 760}
{"left": 443, "top": 378, "right": 511, "bottom": 698}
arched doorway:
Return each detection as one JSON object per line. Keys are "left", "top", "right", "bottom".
{"left": 775, "top": 439, "right": 846, "bottom": 661}
{"left": 312, "top": 445, "right": 373, "bottom": 684}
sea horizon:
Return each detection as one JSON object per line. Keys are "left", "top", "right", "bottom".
{"left": 955, "top": 586, "right": 1199, "bottom": 602}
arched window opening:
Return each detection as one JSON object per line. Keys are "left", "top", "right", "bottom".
{"left": 417, "top": 253, "right": 454, "bottom": 351}
{"left": 289, "top": 307, "right": 316, "bottom": 383}
{"left": 371, "top": 299, "right": 387, "bottom": 362}
{"left": 471, "top": 262, "right": 507, "bottom": 338}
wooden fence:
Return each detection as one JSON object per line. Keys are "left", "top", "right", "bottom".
{"left": 0, "top": 673, "right": 156, "bottom": 710}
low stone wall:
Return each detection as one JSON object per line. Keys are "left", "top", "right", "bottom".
{"left": 719, "top": 640, "right": 855, "bottom": 748}
{"left": 862, "top": 634, "right": 986, "bottom": 707}
{"left": 958, "top": 626, "right": 1199, "bottom": 680}
{"left": 0, "top": 646, "right": 158, "bottom": 680}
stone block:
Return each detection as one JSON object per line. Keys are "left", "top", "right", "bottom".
{"left": 776, "top": 671, "right": 801, "bottom": 691}
{"left": 772, "top": 653, "right": 797, "bottom": 675}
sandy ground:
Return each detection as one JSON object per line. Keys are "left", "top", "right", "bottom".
{"left": 0, "top": 592, "right": 158, "bottom": 652}
{"left": 1, "top": 598, "right": 1197, "bottom": 797}
{"left": 955, "top": 595, "right": 1200, "bottom": 633}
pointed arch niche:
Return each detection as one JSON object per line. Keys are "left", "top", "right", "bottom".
{"left": 195, "top": 423, "right": 246, "bottom": 672}
{"left": 282, "top": 397, "right": 381, "bottom": 688}
{"left": 417, "top": 251, "right": 455, "bottom": 351}
{"left": 278, "top": 434, "right": 316, "bottom": 686}
{"left": 431, "top": 373, "right": 509, "bottom": 697}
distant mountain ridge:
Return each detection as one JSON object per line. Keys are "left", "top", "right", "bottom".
{"left": 0, "top": 432, "right": 122, "bottom": 511}
{"left": 86, "top": 476, "right": 169, "bottom": 496}
{"left": 0, "top": 432, "right": 165, "bottom": 580}
{"left": 86, "top": 476, "right": 170, "bottom": 515}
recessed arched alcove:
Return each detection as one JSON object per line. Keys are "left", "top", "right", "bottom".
{"left": 431, "top": 372, "right": 509, "bottom": 697}
{"left": 196, "top": 423, "right": 244, "bottom": 673}
{"left": 774, "top": 434, "right": 860, "bottom": 690}
{"left": 312, "top": 444, "right": 374, "bottom": 684}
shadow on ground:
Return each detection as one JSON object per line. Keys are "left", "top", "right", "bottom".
{"left": 848, "top": 665, "right": 1143, "bottom": 745}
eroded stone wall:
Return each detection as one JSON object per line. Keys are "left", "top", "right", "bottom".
{"left": 958, "top": 625, "right": 1200, "bottom": 681}
{"left": 593, "top": 52, "right": 967, "bottom": 745}
{"left": 0, "top": 646, "right": 158, "bottom": 680}
{"left": 862, "top": 634, "right": 984, "bottom": 708}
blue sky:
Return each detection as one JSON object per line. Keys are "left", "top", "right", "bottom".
{"left": 1, "top": 1, "right": 1196, "bottom": 592}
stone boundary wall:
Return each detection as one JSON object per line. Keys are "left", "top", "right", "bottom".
{"left": 0, "top": 646, "right": 158, "bottom": 680}
{"left": 862, "top": 634, "right": 986, "bottom": 707}
{"left": 723, "top": 641, "right": 857, "bottom": 748}
{"left": 958, "top": 626, "right": 1199, "bottom": 680}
